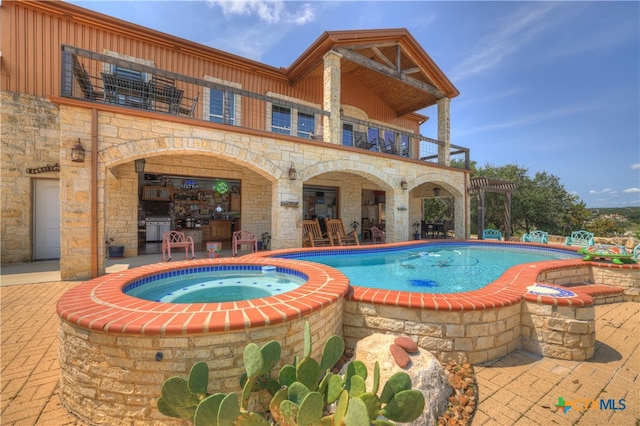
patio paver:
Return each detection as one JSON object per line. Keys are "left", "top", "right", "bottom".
{"left": 1, "top": 261, "right": 638, "bottom": 425}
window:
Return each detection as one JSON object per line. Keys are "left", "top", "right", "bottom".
{"left": 368, "top": 128, "right": 379, "bottom": 150}
{"left": 113, "top": 66, "right": 143, "bottom": 81}
{"left": 272, "top": 105, "right": 291, "bottom": 135}
{"left": 297, "top": 111, "right": 315, "bottom": 139}
{"left": 208, "top": 88, "right": 235, "bottom": 125}
{"left": 342, "top": 123, "right": 354, "bottom": 147}
{"left": 400, "top": 134, "right": 410, "bottom": 157}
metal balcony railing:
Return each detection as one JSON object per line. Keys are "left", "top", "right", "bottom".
{"left": 60, "top": 45, "right": 469, "bottom": 169}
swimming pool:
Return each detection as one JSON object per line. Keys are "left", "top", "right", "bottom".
{"left": 124, "top": 265, "right": 306, "bottom": 303}
{"left": 273, "top": 242, "right": 580, "bottom": 293}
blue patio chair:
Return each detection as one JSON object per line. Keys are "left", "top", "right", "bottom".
{"left": 521, "top": 230, "right": 548, "bottom": 244}
{"left": 483, "top": 229, "right": 502, "bottom": 240}
{"left": 564, "top": 230, "right": 594, "bottom": 248}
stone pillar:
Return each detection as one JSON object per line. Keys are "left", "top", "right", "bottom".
{"left": 273, "top": 174, "right": 303, "bottom": 249}
{"left": 323, "top": 51, "right": 343, "bottom": 145}
{"left": 437, "top": 98, "right": 451, "bottom": 166}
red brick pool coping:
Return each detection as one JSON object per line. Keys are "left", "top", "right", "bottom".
{"left": 249, "top": 240, "right": 637, "bottom": 309}
{"left": 56, "top": 257, "right": 349, "bottom": 335}
{"left": 57, "top": 241, "right": 637, "bottom": 335}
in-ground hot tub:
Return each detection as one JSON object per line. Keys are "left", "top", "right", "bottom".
{"left": 56, "top": 257, "right": 348, "bottom": 425}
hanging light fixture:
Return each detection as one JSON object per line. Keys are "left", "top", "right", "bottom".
{"left": 134, "top": 158, "right": 146, "bottom": 173}
{"left": 288, "top": 163, "right": 297, "bottom": 180}
{"left": 71, "top": 139, "right": 86, "bottom": 163}
{"left": 433, "top": 187, "right": 441, "bottom": 197}
{"left": 400, "top": 177, "right": 408, "bottom": 190}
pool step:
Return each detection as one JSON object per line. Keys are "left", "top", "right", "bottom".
{"left": 562, "top": 284, "right": 625, "bottom": 305}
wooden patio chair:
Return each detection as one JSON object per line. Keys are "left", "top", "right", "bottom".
{"left": 302, "top": 219, "right": 333, "bottom": 247}
{"left": 232, "top": 230, "right": 258, "bottom": 256}
{"left": 325, "top": 218, "right": 359, "bottom": 246}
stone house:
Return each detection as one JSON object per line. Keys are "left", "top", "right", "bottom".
{"left": 0, "top": 0, "right": 470, "bottom": 280}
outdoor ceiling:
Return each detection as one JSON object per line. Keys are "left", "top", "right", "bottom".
{"left": 287, "top": 29, "right": 459, "bottom": 118}
{"left": 338, "top": 43, "right": 445, "bottom": 116}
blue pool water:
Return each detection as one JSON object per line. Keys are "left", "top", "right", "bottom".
{"left": 124, "top": 266, "right": 307, "bottom": 303}
{"left": 277, "top": 243, "right": 579, "bottom": 294}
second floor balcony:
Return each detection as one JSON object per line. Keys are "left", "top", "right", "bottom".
{"left": 61, "top": 45, "right": 469, "bottom": 169}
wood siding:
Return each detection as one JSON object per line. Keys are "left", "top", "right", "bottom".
{"left": 1, "top": 1, "right": 420, "bottom": 132}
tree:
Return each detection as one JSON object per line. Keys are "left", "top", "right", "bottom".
{"left": 470, "top": 163, "right": 587, "bottom": 237}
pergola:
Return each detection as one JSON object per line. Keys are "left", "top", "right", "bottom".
{"left": 468, "top": 177, "right": 517, "bottom": 241}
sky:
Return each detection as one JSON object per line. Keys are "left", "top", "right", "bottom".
{"left": 69, "top": 0, "right": 640, "bottom": 208}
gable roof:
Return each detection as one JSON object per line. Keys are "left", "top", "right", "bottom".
{"left": 286, "top": 29, "right": 459, "bottom": 116}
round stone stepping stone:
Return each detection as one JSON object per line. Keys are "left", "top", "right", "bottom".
{"left": 394, "top": 336, "right": 419, "bottom": 353}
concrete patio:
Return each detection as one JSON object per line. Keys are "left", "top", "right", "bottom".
{"left": 1, "top": 254, "right": 638, "bottom": 425}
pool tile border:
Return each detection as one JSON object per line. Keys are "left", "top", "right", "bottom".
{"left": 251, "top": 240, "right": 637, "bottom": 310}
{"left": 56, "top": 257, "right": 349, "bottom": 335}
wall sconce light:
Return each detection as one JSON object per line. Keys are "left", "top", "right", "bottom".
{"left": 288, "top": 163, "right": 297, "bottom": 180}
{"left": 433, "top": 187, "right": 441, "bottom": 197}
{"left": 400, "top": 177, "right": 408, "bottom": 190}
{"left": 134, "top": 158, "right": 146, "bottom": 173}
{"left": 71, "top": 139, "right": 86, "bottom": 163}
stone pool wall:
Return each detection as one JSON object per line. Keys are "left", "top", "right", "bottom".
{"left": 343, "top": 301, "right": 522, "bottom": 364}
{"left": 538, "top": 263, "right": 640, "bottom": 300}
{"left": 58, "top": 298, "right": 344, "bottom": 425}
{"left": 520, "top": 302, "right": 595, "bottom": 361}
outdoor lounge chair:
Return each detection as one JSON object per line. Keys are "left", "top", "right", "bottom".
{"left": 302, "top": 219, "right": 333, "bottom": 247}
{"left": 232, "top": 230, "right": 258, "bottom": 256}
{"left": 325, "top": 218, "right": 359, "bottom": 246}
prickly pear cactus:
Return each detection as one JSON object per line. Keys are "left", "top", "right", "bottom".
{"left": 157, "top": 361, "right": 210, "bottom": 420}
{"left": 157, "top": 322, "right": 425, "bottom": 425}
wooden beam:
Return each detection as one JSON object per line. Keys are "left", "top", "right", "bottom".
{"left": 372, "top": 47, "right": 394, "bottom": 68}
{"left": 334, "top": 46, "right": 445, "bottom": 98}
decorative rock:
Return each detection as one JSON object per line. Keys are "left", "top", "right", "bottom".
{"left": 389, "top": 343, "right": 410, "bottom": 368}
{"left": 352, "top": 334, "right": 452, "bottom": 426}
{"left": 394, "top": 336, "right": 419, "bottom": 353}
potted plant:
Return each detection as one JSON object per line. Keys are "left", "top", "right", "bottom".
{"left": 412, "top": 221, "right": 422, "bottom": 240}
{"left": 105, "top": 237, "right": 125, "bottom": 259}
{"left": 260, "top": 232, "right": 271, "bottom": 250}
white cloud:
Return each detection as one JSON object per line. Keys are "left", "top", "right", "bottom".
{"left": 631, "top": 163, "right": 640, "bottom": 170}
{"left": 623, "top": 187, "right": 640, "bottom": 193}
{"left": 208, "top": 0, "right": 314, "bottom": 25}
{"left": 450, "top": 3, "right": 559, "bottom": 81}
{"left": 589, "top": 188, "right": 615, "bottom": 195}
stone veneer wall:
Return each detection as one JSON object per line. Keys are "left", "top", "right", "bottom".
{"left": 1, "top": 95, "right": 469, "bottom": 275}
{"left": 521, "top": 302, "right": 595, "bottom": 361}
{"left": 539, "top": 264, "right": 640, "bottom": 298}
{"left": 58, "top": 299, "right": 344, "bottom": 425}
{"left": 1, "top": 92, "right": 60, "bottom": 263}
{"left": 343, "top": 301, "right": 522, "bottom": 364}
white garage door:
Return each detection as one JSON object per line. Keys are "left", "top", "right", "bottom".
{"left": 34, "top": 179, "right": 60, "bottom": 260}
